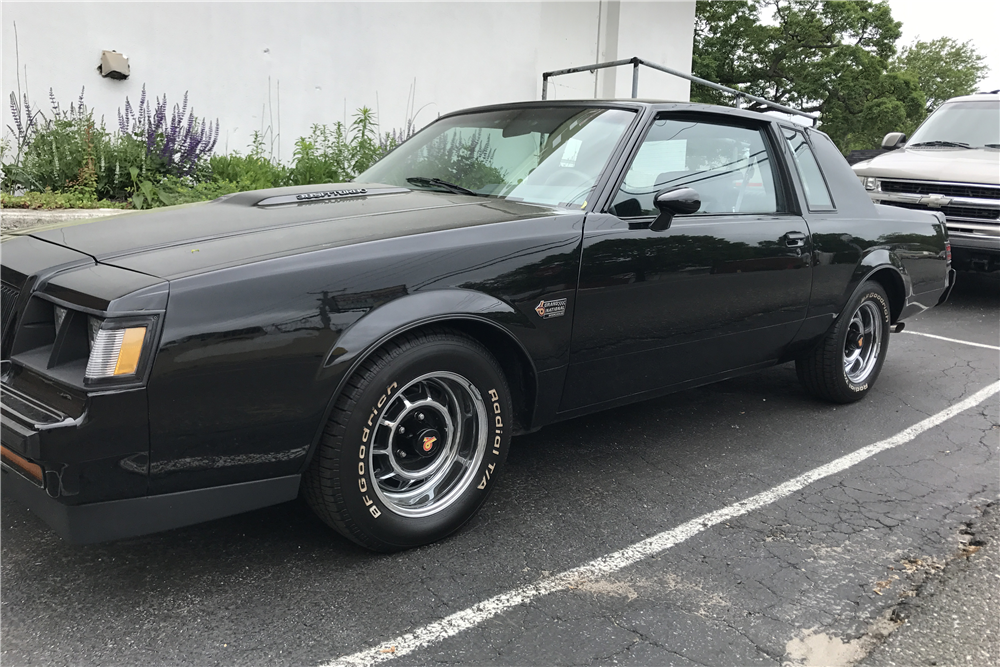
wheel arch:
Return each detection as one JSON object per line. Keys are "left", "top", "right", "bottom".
{"left": 303, "top": 289, "right": 539, "bottom": 471}
{"left": 845, "top": 250, "right": 909, "bottom": 324}
{"left": 863, "top": 267, "right": 906, "bottom": 324}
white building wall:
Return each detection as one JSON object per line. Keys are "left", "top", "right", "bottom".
{"left": 2, "top": 1, "right": 694, "bottom": 162}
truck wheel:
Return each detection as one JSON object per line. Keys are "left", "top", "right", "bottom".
{"left": 796, "top": 281, "right": 891, "bottom": 404}
{"left": 304, "top": 327, "right": 512, "bottom": 552}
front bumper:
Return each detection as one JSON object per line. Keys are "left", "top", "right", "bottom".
{"left": 1, "top": 378, "right": 150, "bottom": 504}
{"left": 1, "top": 380, "right": 301, "bottom": 543}
{"left": 2, "top": 459, "right": 302, "bottom": 544}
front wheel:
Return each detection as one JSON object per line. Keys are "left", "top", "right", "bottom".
{"left": 304, "top": 328, "right": 512, "bottom": 552}
{"left": 796, "top": 281, "right": 891, "bottom": 403}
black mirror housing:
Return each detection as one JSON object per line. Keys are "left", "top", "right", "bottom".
{"left": 650, "top": 187, "right": 701, "bottom": 231}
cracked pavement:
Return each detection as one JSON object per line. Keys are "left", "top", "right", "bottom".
{"left": 2, "top": 272, "right": 998, "bottom": 667}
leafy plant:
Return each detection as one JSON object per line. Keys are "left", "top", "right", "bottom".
{"left": 157, "top": 176, "right": 246, "bottom": 205}
{"left": 208, "top": 151, "right": 286, "bottom": 191}
{"left": 4, "top": 86, "right": 424, "bottom": 207}
{"left": 118, "top": 85, "right": 219, "bottom": 179}
{"left": 5, "top": 89, "right": 45, "bottom": 168}
{"left": 127, "top": 166, "right": 171, "bottom": 210}
{"left": 4, "top": 88, "right": 102, "bottom": 194}
{"left": 286, "top": 107, "right": 387, "bottom": 186}
{"left": 2, "top": 88, "right": 152, "bottom": 200}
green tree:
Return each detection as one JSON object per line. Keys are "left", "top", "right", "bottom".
{"left": 692, "top": 0, "right": 926, "bottom": 152}
{"left": 891, "top": 37, "right": 989, "bottom": 112}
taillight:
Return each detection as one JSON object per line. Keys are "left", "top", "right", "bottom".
{"left": 946, "top": 241, "right": 952, "bottom": 264}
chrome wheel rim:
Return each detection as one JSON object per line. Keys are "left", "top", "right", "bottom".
{"left": 843, "top": 301, "right": 882, "bottom": 384}
{"left": 367, "top": 372, "right": 488, "bottom": 518}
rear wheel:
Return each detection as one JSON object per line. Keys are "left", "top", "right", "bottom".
{"left": 796, "top": 281, "right": 891, "bottom": 403}
{"left": 305, "top": 327, "right": 511, "bottom": 552}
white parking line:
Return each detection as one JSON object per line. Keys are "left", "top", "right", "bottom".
{"left": 902, "top": 330, "right": 1000, "bottom": 351}
{"left": 322, "top": 380, "right": 1000, "bottom": 667}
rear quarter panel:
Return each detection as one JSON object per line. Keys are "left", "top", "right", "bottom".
{"left": 804, "top": 130, "right": 949, "bottom": 320}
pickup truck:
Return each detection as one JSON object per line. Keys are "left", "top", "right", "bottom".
{"left": 853, "top": 92, "right": 1000, "bottom": 272}
{"left": 1, "top": 100, "right": 954, "bottom": 551}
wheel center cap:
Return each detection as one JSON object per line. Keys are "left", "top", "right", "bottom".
{"left": 416, "top": 429, "right": 441, "bottom": 457}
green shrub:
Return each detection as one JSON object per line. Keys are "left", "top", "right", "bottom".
{"left": 286, "top": 108, "right": 385, "bottom": 186}
{"left": 1, "top": 190, "right": 129, "bottom": 210}
{"left": 208, "top": 132, "right": 287, "bottom": 190}
{"left": 156, "top": 176, "right": 245, "bottom": 205}
{"left": 3, "top": 88, "right": 219, "bottom": 201}
{"left": 5, "top": 90, "right": 413, "bottom": 206}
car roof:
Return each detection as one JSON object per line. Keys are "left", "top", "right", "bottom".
{"left": 436, "top": 99, "right": 791, "bottom": 125}
{"left": 943, "top": 92, "right": 1000, "bottom": 104}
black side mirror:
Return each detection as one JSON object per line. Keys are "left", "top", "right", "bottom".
{"left": 650, "top": 187, "right": 700, "bottom": 231}
{"left": 881, "top": 132, "right": 906, "bottom": 150}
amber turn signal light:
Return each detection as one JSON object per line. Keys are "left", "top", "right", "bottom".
{"left": 113, "top": 327, "right": 146, "bottom": 375}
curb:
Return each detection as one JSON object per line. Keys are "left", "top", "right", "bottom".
{"left": 1, "top": 208, "right": 130, "bottom": 234}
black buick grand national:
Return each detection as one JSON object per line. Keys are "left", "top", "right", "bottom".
{"left": 1, "top": 101, "right": 954, "bottom": 551}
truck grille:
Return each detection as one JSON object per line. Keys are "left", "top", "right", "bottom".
{"left": 880, "top": 180, "right": 1000, "bottom": 200}
{"left": 881, "top": 200, "right": 1000, "bottom": 221}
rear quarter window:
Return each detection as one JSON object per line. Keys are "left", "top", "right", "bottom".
{"left": 782, "top": 128, "right": 835, "bottom": 211}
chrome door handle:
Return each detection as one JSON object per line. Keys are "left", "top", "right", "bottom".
{"left": 784, "top": 231, "right": 807, "bottom": 248}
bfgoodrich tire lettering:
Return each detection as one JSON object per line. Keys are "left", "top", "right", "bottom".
{"left": 795, "top": 281, "right": 891, "bottom": 404}
{"left": 305, "top": 327, "right": 512, "bottom": 552}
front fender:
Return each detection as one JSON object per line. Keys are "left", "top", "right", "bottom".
{"left": 304, "top": 288, "right": 539, "bottom": 466}
{"left": 321, "top": 288, "right": 534, "bottom": 376}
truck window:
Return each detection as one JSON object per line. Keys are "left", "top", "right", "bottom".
{"left": 610, "top": 117, "right": 781, "bottom": 217}
{"left": 782, "top": 128, "right": 835, "bottom": 211}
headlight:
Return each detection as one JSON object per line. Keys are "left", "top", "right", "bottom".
{"left": 87, "top": 316, "right": 102, "bottom": 351}
{"left": 53, "top": 305, "right": 68, "bottom": 334}
{"left": 858, "top": 176, "right": 878, "bottom": 191}
{"left": 85, "top": 326, "right": 149, "bottom": 379}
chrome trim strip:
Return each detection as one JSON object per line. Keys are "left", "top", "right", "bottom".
{"left": 942, "top": 222, "right": 1000, "bottom": 234}
{"left": 877, "top": 177, "right": 1000, "bottom": 192}
{"left": 871, "top": 191, "right": 1000, "bottom": 210}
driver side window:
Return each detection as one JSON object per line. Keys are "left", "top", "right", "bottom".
{"left": 610, "top": 117, "right": 781, "bottom": 217}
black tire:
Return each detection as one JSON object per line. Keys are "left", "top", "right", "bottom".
{"left": 305, "top": 327, "right": 512, "bottom": 552}
{"left": 796, "top": 281, "right": 891, "bottom": 404}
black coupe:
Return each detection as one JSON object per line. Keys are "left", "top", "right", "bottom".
{"left": 1, "top": 101, "right": 954, "bottom": 550}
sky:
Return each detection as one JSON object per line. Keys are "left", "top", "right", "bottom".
{"left": 888, "top": 0, "right": 1000, "bottom": 93}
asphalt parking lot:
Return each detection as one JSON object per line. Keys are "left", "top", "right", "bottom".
{"left": 2, "top": 272, "right": 998, "bottom": 667}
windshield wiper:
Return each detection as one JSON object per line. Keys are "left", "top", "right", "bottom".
{"left": 984, "top": 144, "right": 1000, "bottom": 149}
{"left": 406, "top": 177, "right": 480, "bottom": 196}
{"left": 908, "top": 140, "right": 972, "bottom": 149}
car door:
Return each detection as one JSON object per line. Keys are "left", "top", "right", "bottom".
{"left": 559, "top": 113, "right": 812, "bottom": 413}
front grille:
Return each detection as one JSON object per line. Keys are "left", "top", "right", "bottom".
{"left": 1, "top": 281, "right": 19, "bottom": 328}
{"left": 1, "top": 281, "right": 21, "bottom": 359}
{"left": 881, "top": 200, "right": 1000, "bottom": 221}
{"left": 880, "top": 180, "right": 1000, "bottom": 200}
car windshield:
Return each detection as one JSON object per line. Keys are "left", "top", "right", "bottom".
{"left": 358, "top": 106, "right": 637, "bottom": 208}
{"left": 907, "top": 100, "right": 1000, "bottom": 148}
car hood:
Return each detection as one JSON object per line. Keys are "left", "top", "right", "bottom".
{"left": 852, "top": 147, "right": 1000, "bottom": 185}
{"left": 26, "top": 184, "right": 565, "bottom": 280}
